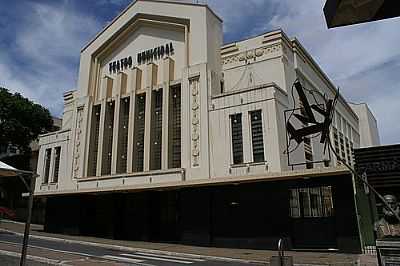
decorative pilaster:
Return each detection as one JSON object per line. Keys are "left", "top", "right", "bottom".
{"left": 190, "top": 77, "right": 200, "bottom": 167}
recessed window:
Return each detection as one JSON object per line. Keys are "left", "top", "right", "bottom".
{"left": 101, "top": 101, "right": 115, "bottom": 175}
{"left": 53, "top": 147, "right": 61, "bottom": 183}
{"left": 169, "top": 85, "right": 181, "bottom": 169}
{"left": 117, "top": 97, "right": 130, "bottom": 174}
{"left": 249, "top": 110, "right": 265, "bottom": 163}
{"left": 150, "top": 89, "right": 163, "bottom": 171}
{"left": 88, "top": 105, "right": 101, "bottom": 176}
{"left": 133, "top": 94, "right": 146, "bottom": 172}
{"left": 230, "top": 113, "right": 243, "bottom": 164}
{"left": 43, "top": 148, "right": 51, "bottom": 184}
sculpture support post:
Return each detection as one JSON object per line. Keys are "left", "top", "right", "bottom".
{"left": 19, "top": 174, "right": 36, "bottom": 266}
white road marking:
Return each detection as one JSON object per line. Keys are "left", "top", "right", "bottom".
{"left": 136, "top": 252, "right": 205, "bottom": 262}
{"left": 121, "top": 253, "right": 194, "bottom": 264}
{"left": 102, "top": 255, "right": 145, "bottom": 264}
{"left": 0, "top": 239, "right": 94, "bottom": 258}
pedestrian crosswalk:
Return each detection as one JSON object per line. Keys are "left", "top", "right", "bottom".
{"left": 102, "top": 251, "right": 206, "bottom": 265}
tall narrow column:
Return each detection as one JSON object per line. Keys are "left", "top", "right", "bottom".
{"left": 96, "top": 76, "right": 113, "bottom": 176}
{"left": 127, "top": 67, "right": 141, "bottom": 173}
{"left": 111, "top": 72, "right": 128, "bottom": 174}
{"left": 161, "top": 57, "right": 174, "bottom": 169}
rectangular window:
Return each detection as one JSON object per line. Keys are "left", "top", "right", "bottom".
{"left": 230, "top": 113, "right": 243, "bottom": 164}
{"left": 289, "top": 186, "right": 334, "bottom": 218}
{"left": 250, "top": 110, "right": 265, "bottom": 163}
{"left": 333, "top": 127, "right": 341, "bottom": 164}
{"left": 53, "top": 147, "right": 61, "bottom": 183}
{"left": 116, "top": 97, "right": 130, "bottom": 174}
{"left": 43, "top": 148, "right": 51, "bottom": 184}
{"left": 339, "top": 132, "right": 346, "bottom": 162}
{"left": 133, "top": 94, "right": 146, "bottom": 172}
{"left": 150, "top": 89, "right": 163, "bottom": 170}
{"left": 101, "top": 101, "right": 115, "bottom": 175}
{"left": 88, "top": 105, "right": 101, "bottom": 176}
{"left": 345, "top": 137, "right": 352, "bottom": 165}
{"left": 168, "top": 85, "right": 181, "bottom": 168}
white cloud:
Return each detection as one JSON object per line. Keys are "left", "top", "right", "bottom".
{"left": 0, "top": 1, "right": 101, "bottom": 116}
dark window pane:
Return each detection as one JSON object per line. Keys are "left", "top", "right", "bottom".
{"left": 250, "top": 110, "right": 265, "bottom": 162}
{"left": 230, "top": 113, "right": 243, "bottom": 164}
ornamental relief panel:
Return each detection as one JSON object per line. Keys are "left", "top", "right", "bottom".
{"left": 222, "top": 43, "right": 282, "bottom": 65}
{"left": 73, "top": 107, "right": 84, "bottom": 178}
{"left": 190, "top": 78, "right": 200, "bottom": 167}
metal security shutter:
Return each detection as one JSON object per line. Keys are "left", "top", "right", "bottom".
{"left": 230, "top": 113, "right": 243, "bottom": 164}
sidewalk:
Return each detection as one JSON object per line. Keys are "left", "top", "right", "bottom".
{"left": 0, "top": 220, "right": 378, "bottom": 265}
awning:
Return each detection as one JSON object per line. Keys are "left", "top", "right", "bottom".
{"left": 324, "top": 0, "right": 400, "bottom": 28}
{"left": 0, "top": 161, "right": 33, "bottom": 177}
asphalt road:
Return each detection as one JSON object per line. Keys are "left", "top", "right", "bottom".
{"left": 0, "top": 231, "right": 259, "bottom": 266}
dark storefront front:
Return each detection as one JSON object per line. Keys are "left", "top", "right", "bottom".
{"left": 354, "top": 144, "right": 400, "bottom": 220}
{"left": 44, "top": 174, "right": 361, "bottom": 253}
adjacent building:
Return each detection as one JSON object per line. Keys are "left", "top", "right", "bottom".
{"left": 34, "top": 0, "right": 379, "bottom": 252}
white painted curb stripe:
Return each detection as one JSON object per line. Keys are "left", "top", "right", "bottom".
{"left": 121, "top": 253, "right": 194, "bottom": 264}
{"left": 103, "top": 255, "right": 144, "bottom": 263}
{"left": 136, "top": 251, "right": 205, "bottom": 262}
{"left": 0, "top": 249, "right": 61, "bottom": 265}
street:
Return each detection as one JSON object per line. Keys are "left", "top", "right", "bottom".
{"left": 0, "top": 231, "right": 260, "bottom": 266}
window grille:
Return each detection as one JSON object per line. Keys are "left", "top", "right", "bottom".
{"left": 133, "top": 94, "right": 146, "bottom": 172}
{"left": 250, "top": 110, "right": 265, "bottom": 163}
{"left": 117, "top": 97, "right": 130, "bottom": 174}
{"left": 169, "top": 85, "right": 181, "bottom": 168}
{"left": 88, "top": 105, "right": 101, "bottom": 176}
{"left": 43, "top": 148, "right": 51, "bottom": 183}
{"left": 150, "top": 89, "right": 163, "bottom": 170}
{"left": 289, "top": 186, "right": 334, "bottom": 218}
{"left": 230, "top": 113, "right": 243, "bottom": 164}
{"left": 53, "top": 147, "right": 61, "bottom": 183}
{"left": 101, "top": 101, "right": 115, "bottom": 175}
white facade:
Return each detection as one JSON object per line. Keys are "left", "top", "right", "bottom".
{"left": 349, "top": 103, "right": 380, "bottom": 148}
{"left": 34, "top": 0, "right": 376, "bottom": 196}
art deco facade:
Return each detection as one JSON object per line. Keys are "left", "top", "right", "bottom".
{"left": 35, "top": 0, "right": 379, "bottom": 252}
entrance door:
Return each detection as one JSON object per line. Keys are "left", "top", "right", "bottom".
{"left": 289, "top": 186, "right": 337, "bottom": 249}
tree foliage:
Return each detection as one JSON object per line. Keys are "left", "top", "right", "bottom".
{"left": 0, "top": 88, "right": 53, "bottom": 154}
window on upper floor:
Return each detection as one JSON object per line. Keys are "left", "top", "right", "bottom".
{"left": 133, "top": 94, "right": 146, "bottom": 172}
{"left": 230, "top": 113, "right": 243, "bottom": 164}
{"left": 43, "top": 148, "right": 51, "bottom": 184}
{"left": 249, "top": 110, "right": 265, "bottom": 163}
{"left": 53, "top": 147, "right": 61, "bottom": 183}
{"left": 168, "top": 84, "right": 182, "bottom": 169}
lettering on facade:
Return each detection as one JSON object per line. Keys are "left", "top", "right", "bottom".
{"left": 108, "top": 42, "right": 174, "bottom": 74}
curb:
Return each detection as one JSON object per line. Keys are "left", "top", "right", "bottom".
{"left": 0, "top": 249, "right": 63, "bottom": 265}
{"left": 0, "top": 228, "right": 266, "bottom": 265}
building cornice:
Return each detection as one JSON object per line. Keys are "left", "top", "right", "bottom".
{"left": 34, "top": 167, "right": 350, "bottom": 197}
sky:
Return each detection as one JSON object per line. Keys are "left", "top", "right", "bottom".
{"left": 0, "top": 0, "right": 399, "bottom": 144}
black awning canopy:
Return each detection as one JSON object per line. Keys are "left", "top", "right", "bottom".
{"left": 324, "top": 0, "right": 400, "bottom": 28}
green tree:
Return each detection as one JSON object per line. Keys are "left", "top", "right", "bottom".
{"left": 0, "top": 87, "right": 53, "bottom": 154}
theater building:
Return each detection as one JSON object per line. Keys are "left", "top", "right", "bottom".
{"left": 35, "top": 0, "right": 379, "bottom": 252}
